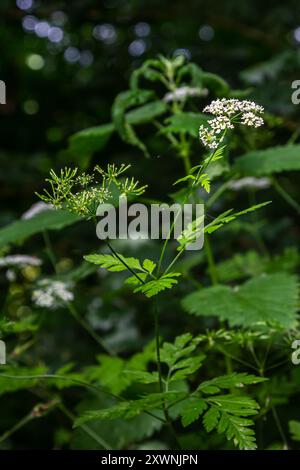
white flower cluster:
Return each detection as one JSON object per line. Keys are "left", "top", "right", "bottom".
{"left": 241, "top": 112, "right": 264, "bottom": 128}
{"left": 164, "top": 86, "right": 208, "bottom": 103}
{"left": 199, "top": 98, "right": 264, "bottom": 149}
{"left": 203, "top": 98, "right": 264, "bottom": 116}
{"left": 229, "top": 177, "right": 270, "bottom": 191}
{"left": 32, "top": 279, "right": 74, "bottom": 309}
{"left": 0, "top": 255, "right": 42, "bottom": 268}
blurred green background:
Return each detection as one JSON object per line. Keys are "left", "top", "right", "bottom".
{"left": 1, "top": 0, "right": 300, "bottom": 450}
{"left": 1, "top": 0, "right": 300, "bottom": 219}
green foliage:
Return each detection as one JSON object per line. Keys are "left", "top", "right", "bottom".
{"left": 289, "top": 421, "right": 300, "bottom": 442}
{"left": 0, "top": 366, "right": 48, "bottom": 395}
{"left": 37, "top": 164, "right": 147, "bottom": 219}
{"left": 182, "top": 273, "right": 299, "bottom": 328}
{"left": 162, "top": 112, "right": 208, "bottom": 137}
{"left": 2, "top": 42, "right": 300, "bottom": 451}
{"left": 84, "top": 253, "right": 145, "bottom": 273}
{"left": 212, "top": 247, "right": 299, "bottom": 282}
{"left": 75, "top": 392, "right": 183, "bottom": 426}
{"left": 0, "top": 209, "right": 80, "bottom": 248}
{"left": 202, "top": 398, "right": 258, "bottom": 450}
{"left": 133, "top": 273, "right": 181, "bottom": 298}
{"left": 234, "top": 145, "right": 300, "bottom": 176}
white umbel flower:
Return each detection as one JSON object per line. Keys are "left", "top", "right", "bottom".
{"left": 203, "top": 98, "right": 264, "bottom": 117}
{"left": 199, "top": 98, "right": 264, "bottom": 149}
{"left": 32, "top": 279, "right": 74, "bottom": 309}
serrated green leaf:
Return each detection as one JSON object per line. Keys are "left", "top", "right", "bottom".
{"left": 234, "top": 145, "right": 300, "bottom": 176}
{"left": 134, "top": 273, "right": 181, "bottom": 298}
{"left": 84, "top": 253, "right": 142, "bottom": 272}
{"left": 142, "top": 259, "right": 156, "bottom": 274}
{"left": 182, "top": 273, "right": 299, "bottom": 329}
{"left": 0, "top": 209, "right": 80, "bottom": 248}
{"left": 180, "top": 398, "right": 208, "bottom": 427}
{"left": 162, "top": 112, "right": 209, "bottom": 137}
{"left": 198, "top": 373, "right": 267, "bottom": 393}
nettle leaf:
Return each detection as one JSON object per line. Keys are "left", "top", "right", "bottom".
{"left": 198, "top": 373, "right": 267, "bottom": 394}
{"left": 68, "top": 101, "right": 167, "bottom": 158}
{"left": 0, "top": 209, "right": 80, "bottom": 248}
{"left": 75, "top": 391, "right": 185, "bottom": 427}
{"left": 69, "top": 123, "right": 114, "bottom": 157}
{"left": 234, "top": 144, "right": 300, "bottom": 176}
{"left": 213, "top": 247, "right": 300, "bottom": 283}
{"left": 180, "top": 398, "right": 208, "bottom": 427}
{"left": 112, "top": 89, "right": 154, "bottom": 156}
{"left": 182, "top": 273, "right": 299, "bottom": 329}
{"left": 289, "top": 420, "right": 300, "bottom": 442}
{"left": 162, "top": 112, "right": 209, "bottom": 137}
{"left": 134, "top": 273, "right": 181, "bottom": 298}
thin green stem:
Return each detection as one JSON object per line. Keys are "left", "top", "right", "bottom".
{"left": 66, "top": 302, "right": 116, "bottom": 356}
{"left": 153, "top": 298, "right": 181, "bottom": 449}
{"left": 271, "top": 406, "right": 289, "bottom": 450}
{"left": 58, "top": 402, "right": 112, "bottom": 450}
{"left": 272, "top": 176, "right": 300, "bottom": 214}
{"left": 204, "top": 237, "right": 218, "bottom": 285}
{"left": 0, "top": 413, "right": 33, "bottom": 444}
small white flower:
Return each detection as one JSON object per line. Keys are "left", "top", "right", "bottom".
{"left": 241, "top": 112, "right": 264, "bottom": 128}
{"left": 0, "top": 255, "right": 42, "bottom": 268}
{"left": 209, "top": 116, "right": 234, "bottom": 134}
{"left": 6, "top": 269, "right": 17, "bottom": 282}
{"left": 32, "top": 279, "right": 74, "bottom": 309}
{"left": 229, "top": 177, "right": 270, "bottom": 191}
{"left": 164, "top": 86, "right": 208, "bottom": 103}
{"left": 199, "top": 125, "right": 223, "bottom": 149}
{"left": 203, "top": 98, "right": 264, "bottom": 117}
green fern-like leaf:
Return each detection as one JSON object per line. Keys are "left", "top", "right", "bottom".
{"left": 198, "top": 373, "right": 267, "bottom": 393}
{"left": 84, "top": 253, "right": 142, "bottom": 272}
{"left": 134, "top": 273, "right": 181, "bottom": 297}
{"left": 75, "top": 391, "right": 185, "bottom": 427}
{"left": 180, "top": 398, "right": 208, "bottom": 427}
{"left": 203, "top": 395, "right": 260, "bottom": 450}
